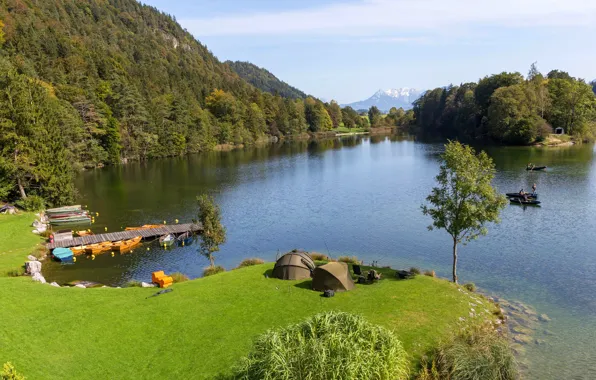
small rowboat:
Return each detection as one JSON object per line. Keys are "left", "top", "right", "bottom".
{"left": 77, "top": 230, "right": 94, "bottom": 237}
{"left": 506, "top": 192, "right": 538, "bottom": 199}
{"left": 125, "top": 224, "right": 163, "bottom": 231}
{"left": 176, "top": 232, "right": 193, "bottom": 247}
{"left": 111, "top": 236, "right": 142, "bottom": 251}
{"left": 526, "top": 166, "right": 547, "bottom": 171}
{"left": 71, "top": 246, "right": 87, "bottom": 256}
{"left": 52, "top": 247, "right": 74, "bottom": 262}
{"left": 509, "top": 197, "right": 541, "bottom": 206}
{"left": 159, "top": 234, "right": 175, "bottom": 247}
{"left": 85, "top": 241, "right": 112, "bottom": 255}
{"left": 46, "top": 205, "right": 83, "bottom": 215}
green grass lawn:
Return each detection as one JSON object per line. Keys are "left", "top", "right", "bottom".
{"left": 333, "top": 126, "right": 367, "bottom": 134}
{"left": 0, "top": 214, "right": 497, "bottom": 379}
{"left": 0, "top": 213, "right": 43, "bottom": 275}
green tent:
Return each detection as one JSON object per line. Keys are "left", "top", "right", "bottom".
{"left": 312, "top": 262, "right": 355, "bottom": 292}
{"left": 272, "top": 250, "right": 315, "bottom": 280}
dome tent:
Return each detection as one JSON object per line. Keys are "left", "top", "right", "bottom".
{"left": 312, "top": 262, "right": 355, "bottom": 292}
{"left": 272, "top": 250, "right": 316, "bottom": 280}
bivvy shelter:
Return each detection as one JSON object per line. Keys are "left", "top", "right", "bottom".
{"left": 272, "top": 250, "right": 316, "bottom": 280}
{"left": 312, "top": 262, "right": 355, "bottom": 292}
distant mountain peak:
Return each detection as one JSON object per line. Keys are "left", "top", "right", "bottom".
{"left": 343, "top": 88, "right": 423, "bottom": 112}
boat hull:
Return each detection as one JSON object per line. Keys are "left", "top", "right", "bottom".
{"left": 526, "top": 166, "right": 547, "bottom": 171}
{"left": 506, "top": 192, "right": 538, "bottom": 199}
{"left": 509, "top": 198, "right": 541, "bottom": 206}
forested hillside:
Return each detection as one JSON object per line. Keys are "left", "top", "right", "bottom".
{"left": 0, "top": 0, "right": 336, "bottom": 206}
{"left": 226, "top": 61, "right": 307, "bottom": 99}
{"left": 411, "top": 64, "right": 596, "bottom": 144}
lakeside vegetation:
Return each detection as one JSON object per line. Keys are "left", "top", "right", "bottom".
{"left": 411, "top": 64, "right": 596, "bottom": 145}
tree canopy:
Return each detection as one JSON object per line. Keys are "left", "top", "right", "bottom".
{"left": 411, "top": 65, "right": 596, "bottom": 144}
{"left": 422, "top": 141, "right": 506, "bottom": 283}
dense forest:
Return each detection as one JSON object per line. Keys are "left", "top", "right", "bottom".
{"left": 226, "top": 61, "right": 306, "bottom": 99}
{"left": 0, "top": 0, "right": 359, "bottom": 207}
{"left": 411, "top": 64, "right": 596, "bottom": 144}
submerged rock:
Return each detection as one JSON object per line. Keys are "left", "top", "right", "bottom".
{"left": 538, "top": 313, "right": 551, "bottom": 322}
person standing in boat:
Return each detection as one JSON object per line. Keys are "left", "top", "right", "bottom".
{"left": 532, "top": 183, "right": 537, "bottom": 193}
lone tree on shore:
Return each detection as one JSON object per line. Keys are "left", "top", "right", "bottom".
{"left": 195, "top": 194, "right": 226, "bottom": 268}
{"left": 421, "top": 141, "right": 506, "bottom": 283}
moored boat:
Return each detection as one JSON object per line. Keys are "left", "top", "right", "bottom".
{"left": 509, "top": 197, "right": 541, "bottom": 206}
{"left": 52, "top": 247, "right": 74, "bottom": 262}
{"left": 71, "top": 246, "right": 87, "bottom": 256}
{"left": 85, "top": 241, "right": 112, "bottom": 255}
{"left": 111, "top": 236, "right": 142, "bottom": 251}
{"left": 176, "top": 232, "right": 193, "bottom": 246}
{"left": 77, "top": 230, "right": 94, "bottom": 236}
{"left": 125, "top": 224, "right": 163, "bottom": 231}
{"left": 159, "top": 234, "right": 175, "bottom": 247}
{"left": 46, "top": 205, "right": 83, "bottom": 215}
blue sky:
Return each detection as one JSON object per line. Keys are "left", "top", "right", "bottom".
{"left": 142, "top": 0, "right": 596, "bottom": 104}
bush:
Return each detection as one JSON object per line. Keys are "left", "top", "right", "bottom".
{"left": 170, "top": 272, "right": 189, "bottom": 283}
{"left": 2, "top": 362, "right": 25, "bottom": 380}
{"left": 233, "top": 311, "right": 409, "bottom": 380}
{"left": 203, "top": 265, "right": 225, "bottom": 277}
{"left": 6, "top": 269, "right": 24, "bottom": 277}
{"left": 236, "top": 258, "right": 265, "bottom": 269}
{"left": 338, "top": 256, "right": 360, "bottom": 265}
{"left": 15, "top": 195, "right": 45, "bottom": 211}
{"left": 410, "top": 267, "right": 421, "bottom": 275}
{"left": 310, "top": 252, "right": 329, "bottom": 261}
{"left": 423, "top": 270, "right": 436, "bottom": 278}
{"left": 125, "top": 280, "right": 142, "bottom": 288}
{"left": 463, "top": 283, "right": 476, "bottom": 292}
{"left": 417, "top": 325, "right": 518, "bottom": 380}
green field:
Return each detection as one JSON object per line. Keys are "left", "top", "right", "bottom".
{"left": 0, "top": 214, "right": 496, "bottom": 379}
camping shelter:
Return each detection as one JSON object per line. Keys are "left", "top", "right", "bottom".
{"left": 272, "top": 250, "right": 315, "bottom": 280}
{"left": 312, "top": 262, "right": 355, "bottom": 292}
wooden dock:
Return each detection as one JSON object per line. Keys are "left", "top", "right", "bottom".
{"left": 47, "top": 223, "right": 203, "bottom": 249}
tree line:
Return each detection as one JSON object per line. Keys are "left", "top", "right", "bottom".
{"left": 410, "top": 64, "right": 596, "bottom": 144}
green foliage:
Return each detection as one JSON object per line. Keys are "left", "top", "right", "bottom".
{"left": 170, "top": 272, "right": 189, "bottom": 283}
{"left": 232, "top": 311, "right": 409, "bottom": 380}
{"left": 368, "top": 106, "right": 382, "bottom": 127}
{"left": 236, "top": 258, "right": 265, "bottom": 269}
{"left": 410, "top": 267, "right": 422, "bottom": 275}
{"left": 412, "top": 64, "right": 596, "bottom": 144}
{"left": 463, "top": 283, "right": 476, "bottom": 292}
{"left": 1, "top": 362, "right": 25, "bottom": 380}
{"left": 422, "top": 142, "right": 507, "bottom": 283}
{"left": 226, "top": 61, "right": 306, "bottom": 99}
{"left": 14, "top": 196, "right": 45, "bottom": 212}
{"left": 6, "top": 269, "right": 24, "bottom": 277}
{"left": 203, "top": 265, "right": 225, "bottom": 277}
{"left": 326, "top": 100, "right": 343, "bottom": 129}
{"left": 417, "top": 326, "right": 518, "bottom": 380}
{"left": 337, "top": 255, "right": 360, "bottom": 264}
{"left": 196, "top": 194, "right": 227, "bottom": 268}
{"left": 305, "top": 98, "right": 333, "bottom": 132}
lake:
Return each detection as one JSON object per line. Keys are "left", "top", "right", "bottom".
{"left": 43, "top": 135, "right": 596, "bottom": 379}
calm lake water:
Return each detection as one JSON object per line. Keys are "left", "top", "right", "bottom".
{"left": 44, "top": 135, "right": 596, "bottom": 379}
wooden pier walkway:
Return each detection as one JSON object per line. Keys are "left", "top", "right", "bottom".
{"left": 47, "top": 223, "right": 203, "bottom": 249}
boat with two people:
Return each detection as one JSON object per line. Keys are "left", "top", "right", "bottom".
{"left": 509, "top": 197, "right": 541, "bottom": 206}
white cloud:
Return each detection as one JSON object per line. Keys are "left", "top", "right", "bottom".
{"left": 180, "top": 0, "right": 596, "bottom": 37}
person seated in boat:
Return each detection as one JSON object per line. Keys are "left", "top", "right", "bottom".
{"left": 519, "top": 189, "right": 528, "bottom": 201}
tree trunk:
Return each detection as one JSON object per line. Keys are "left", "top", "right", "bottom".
{"left": 17, "top": 177, "right": 27, "bottom": 199}
{"left": 209, "top": 254, "right": 215, "bottom": 268}
{"left": 452, "top": 237, "right": 458, "bottom": 284}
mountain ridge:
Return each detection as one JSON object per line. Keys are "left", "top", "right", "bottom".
{"left": 343, "top": 88, "right": 423, "bottom": 112}
{"left": 226, "top": 61, "right": 307, "bottom": 99}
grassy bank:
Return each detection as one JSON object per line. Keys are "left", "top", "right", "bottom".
{"left": 0, "top": 214, "right": 497, "bottom": 379}
{"left": 0, "top": 213, "right": 43, "bottom": 276}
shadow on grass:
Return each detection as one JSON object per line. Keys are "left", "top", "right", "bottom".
{"left": 294, "top": 279, "right": 313, "bottom": 290}
{"left": 262, "top": 269, "right": 273, "bottom": 278}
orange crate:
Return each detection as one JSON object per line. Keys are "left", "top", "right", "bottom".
{"left": 152, "top": 271, "right": 166, "bottom": 283}
{"left": 158, "top": 276, "right": 173, "bottom": 288}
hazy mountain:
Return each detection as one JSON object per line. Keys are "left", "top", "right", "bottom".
{"left": 226, "top": 61, "right": 307, "bottom": 99}
{"left": 343, "top": 88, "right": 423, "bottom": 112}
